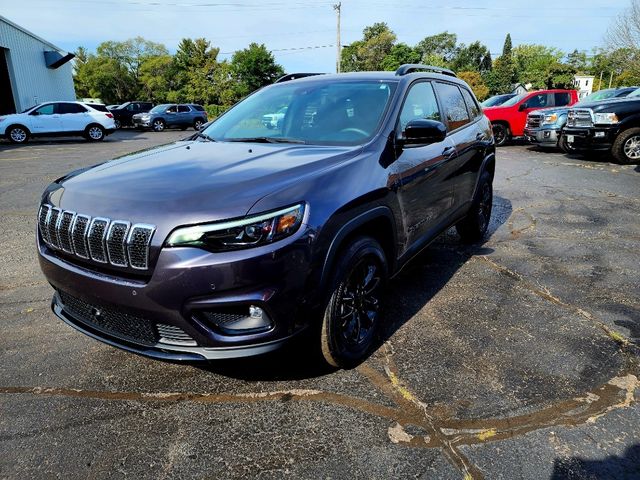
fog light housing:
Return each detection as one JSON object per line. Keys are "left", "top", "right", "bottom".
{"left": 198, "top": 305, "right": 273, "bottom": 335}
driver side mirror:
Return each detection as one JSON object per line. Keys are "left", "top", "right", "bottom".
{"left": 30, "top": 111, "right": 40, "bottom": 116}
{"left": 518, "top": 103, "right": 528, "bottom": 112}
{"left": 403, "top": 119, "right": 447, "bottom": 146}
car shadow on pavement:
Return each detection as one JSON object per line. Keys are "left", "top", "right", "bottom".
{"left": 550, "top": 444, "right": 640, "bottom": 479}
{"left": 198, "top": 196, "right": 513, "bottom": 381}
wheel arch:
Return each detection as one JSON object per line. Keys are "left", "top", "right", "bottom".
{"left": 319, "top": 206, "right": 397, "bottom": 291}
{"left": 5, "top": 123, "right": 31, "bottom": 135}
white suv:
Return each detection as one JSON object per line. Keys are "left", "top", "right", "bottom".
{"left": 0, "top": 101, "right": 116, "bottom": 144}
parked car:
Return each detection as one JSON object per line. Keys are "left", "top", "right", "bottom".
{"left": 563, "top": 91, "right": 640, "bottom": 164}
{"left": 262, "top": 106, "right": 288, "bottom": 129}
{"left": 109, "top": 101, "right": 153, "bottom": 129}
{"left": 484, "top": 89, "right": 579, "bottom": 146}
{"left": 132, "top": 104, "right": 208, "bottom": 132}
{"left": 107, "top": 104, "right": 121, "bottom": 110}
{"left": 0, "top": 101, "right": 116, "bottom": 144}
{"left": 36, "top": 64, "right": 496, "bottom": 368}
{"left": 524, "top": 87, "right": 639, "bottom": 150}
{"left": 481, "top": 93, "right": 517, "bottom": 108}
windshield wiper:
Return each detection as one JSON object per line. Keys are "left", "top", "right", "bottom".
{"left": 226, "top": 137, "right": 306, "bottom": 144}
{"left": 193, "top": 131, "right": 216, "bottom": 142}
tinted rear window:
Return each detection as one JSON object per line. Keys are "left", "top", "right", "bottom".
{"left": 460, "top": 88, "right": 481, "bottom": 119}
{"left": 86, "top": 104, "right": 108, "bottom": 112}
{"left": 59, "top": 103, "right": 87, "bottom": 114}
{"left": 435, "top": 82, "right": 470, "bottom": 130}
{"left": 554, "top": 92, "right": 572, "bottom": 107}
{"left": 192, "top": 105, "right": 205, "bottom": 111}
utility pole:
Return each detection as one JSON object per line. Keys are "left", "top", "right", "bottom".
{"left": 333, "top": 2, "right": 341, "bottom": 73}
{"left": 608, "top": 71, "right": 613, "bottom": 88}
{"left": 598, "top": 71, "right": 603, "bottom": 91}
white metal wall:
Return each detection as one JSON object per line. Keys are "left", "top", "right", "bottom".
{"left": 0, "top": 18, "right": 75, "bottom": 112}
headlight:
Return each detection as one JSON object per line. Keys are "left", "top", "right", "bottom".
{"left": 141, "top": 114, "right": 151, "bottom": 119}
{"left": 542, "top": 113, "right": 558, "bottom": 125}
{"left": 166, "top": 203, "right": 305, "bottom": 251}
{"left": 593, "top": 113, "right": 619, "bottom": 124}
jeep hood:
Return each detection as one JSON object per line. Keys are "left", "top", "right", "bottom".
{"left": 47, "top": 140, "right": 361, "bottom": 231}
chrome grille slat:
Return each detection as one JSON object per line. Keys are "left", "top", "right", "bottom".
{"left": 127, "top": 224, "right": 155, "bottom": 270}
{"left": 106, "top": 221, "right": 130, "bottom": 267}
{"left": 71, "top": 215, "right": 91, "bottom": 259}
{"left": 48, "top": 208, "right": 62, "bottom": 249}
{"left": 87, "top": 218, "right": 110, "bottom": 263}
{"left": 526, "top": 114, "right": 542, "bottom": 129}
{"left": 39, "top": 204, "right": 155, "bottom": 271}
{"left": 38, "top": 205, "right": 51, "bottom": 243}
{"left": 58, "top": 211, "right": 76, "bottom": 253}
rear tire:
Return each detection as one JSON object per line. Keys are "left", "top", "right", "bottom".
{"left": 492, "top": 123, "right": 511, "bottom": 147}
{"left": 194, "top": 119, "right": 204, "bottom": 130}
{"left": 456, "top": 171, "right": 493, "bottom": 243}
{"left": 85, "top": 124, "right": 105, "bottom": 142}
{"left": 6, "top": 125, "right": 29, "bottom": 144}
{"left": 611, "top": 127, "right": 640, "bottom": 165}
{"left": 320, "top": 237, "right": 387, "bottom": 369}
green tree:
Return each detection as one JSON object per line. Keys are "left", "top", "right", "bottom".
{"left": 416, "top": 31, "right": 458, "bottom": 64}
{"left": 513, "top": 44, "right": 564, "bottom": 87}
{"left": 457, "top": 71, "right": 490, "bottom": 100}
{"left": 502, "top": 33, "right": 513, "bottom": 57}
{"left": 381, "top": 43, "right": 421, "bottom": 71}
{"left": 231, "top": 43, "right": 284, "bottom": 96}
{"left": 567, "top": 49, "right": 588, "bottom": 71}
{"left": 545, "top": 62, "right": 577, "bottom": 89}
{"left": 485, "top": 34, "right": 517, "bottom": 94}
{"left": 139, "top": 55, "right": 174, "bottom": 103}
{"left": 451, "top": 41, "right": 491, "bottom": 72}
{"left": 340, "top": 23, "right": 397, "bottom": 71}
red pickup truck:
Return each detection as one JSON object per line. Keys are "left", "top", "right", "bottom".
{"left": 483, "top": 89, "right": 579, "bottom": 146}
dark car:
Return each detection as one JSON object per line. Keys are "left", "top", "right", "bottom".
{"left": 524, "top": 87, "right": 639, "bottom": 150}
{"left": 481, "top": 93, "right": 517, "bottom": 108}
{"left": 37, "top": 64, "right": 495, "bottom": 368}
{"left": 563, "top": 89, "right": 640, "bottom": 164}
{"left": 132, "top": 104, "right": 208, "bottom": 132}
{"left": 109, "top": 101, "right": 153, "bottom": 129}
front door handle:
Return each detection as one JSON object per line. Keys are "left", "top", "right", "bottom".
{"left": 442, "top": 146, "right": 456, "bottom": 159}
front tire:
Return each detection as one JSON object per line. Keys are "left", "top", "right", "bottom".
{"left": 152, "top": 119, "right": 165, "bottom": 132}
{"left": 320, "top": 237, "right": 387, "bottom": 369}
{"left": 558, "top": 134, "right": 572, "bottom": 153}
{"left": 492, "top": 123, "right": 511, "bottom": 147}
{"left": 85, "top": 125, "right": 105, "bottom": 142}
{"left": 114, "top": 119, "right": 121, "bottom": 129}
{"left": 612, "top": 127, "right": 640, "bottom": 165}
{"left": 456, "top": 171, "right": 493, "bottom": 243}
{"left": 7, "top": 125, "right": 29, "bottom": 144}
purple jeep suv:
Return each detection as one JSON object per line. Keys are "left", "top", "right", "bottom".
{"left": 37, "top": 65, "right": 495, "bottom": 368}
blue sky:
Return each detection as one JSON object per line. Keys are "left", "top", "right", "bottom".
{"left": 3, "top": 0, "right": 629, "bottom": 72}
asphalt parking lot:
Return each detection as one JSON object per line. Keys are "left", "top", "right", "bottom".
{"left": 0, "top": 130, "right": 638, "bottom": 479}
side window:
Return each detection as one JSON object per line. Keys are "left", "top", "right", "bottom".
{"left": 398, "top": 82, "right": 441, "bottom": 133}
{"left": 460, "top": 88, "right": 481, "bottom": 119}
{"left": 525, "top": 94, "right": 548, "bottom": 109}
{"left": 34, "top": 104, "right": 56, "bottom": 115}
{"left": 126, "top": 104, "right": 136, "bottom": 111}
{"left": 554, "top": 92, "right": 571, "bottom": 107}
{"left": 166, "top": 105, "right": 178, "bottom": 113}
{"left": 177, "top": 105, "right": 191, "bottom": 113}
{"left": 434, "top": 82, "right": 470, "bottom": 130}
{"left": 59, "top": 103, "right": 87, "bottom": 114}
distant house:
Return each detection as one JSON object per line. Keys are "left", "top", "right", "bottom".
{"left": 573, "top": 75, "right": 595, "bottom": 99}
{"left": 0, "top": 15, "right": 75, "bottom": 114}
{"left": 511, "top": 83, "right": 530, "bottom": 95}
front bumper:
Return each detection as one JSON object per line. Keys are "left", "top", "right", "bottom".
{"left": 562, "top": 126, "right": 618, "bottom": 151}
{"left": 524, "top": 126, "right": 560, "bottom": 146}
{"left": 132, "top": 118, "right": 152, "bottom": 128}
{"left": 38, "top": 226, "right": 316, "bottom": 361}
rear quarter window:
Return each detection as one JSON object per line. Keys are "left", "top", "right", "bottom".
{"left": 192, "top": 105, "right": 205, "bottom": 111}
{"left": 460, "top": 88, "right": 481, "bottom": 119}
{"left": 435, "top": 82, "right": 471, "bottom": 130}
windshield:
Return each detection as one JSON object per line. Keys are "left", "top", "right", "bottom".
{"left": 481, "top": 95, "right": 513, "bottom": 107}
{"left": 628, "top": 88, "right": 640, "bottom": 98}
{"left": 500, "top": 94, "right": 527, "bottom": 107}
{"left": 582, "top": 89, "right": 617, "bottom": 102}
{"left": 203, "top": 80, "right": 398, "bottom": 146}
{"left": 150, "top": 104, "right": 170, "bottom": 113}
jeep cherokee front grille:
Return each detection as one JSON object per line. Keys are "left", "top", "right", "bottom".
{"left": 38, "top": 204, "right": 155, "bottom": 270}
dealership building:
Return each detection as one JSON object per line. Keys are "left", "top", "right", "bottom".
{"left": 0, "top": 15, "right": 75, "bottom": 115}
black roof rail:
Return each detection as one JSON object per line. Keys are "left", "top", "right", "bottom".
{"left": 395, "top": 64, "right": 457, "bottom": 78}
{"left": 275, "top": 73, "right": 326, "bottom": 83}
